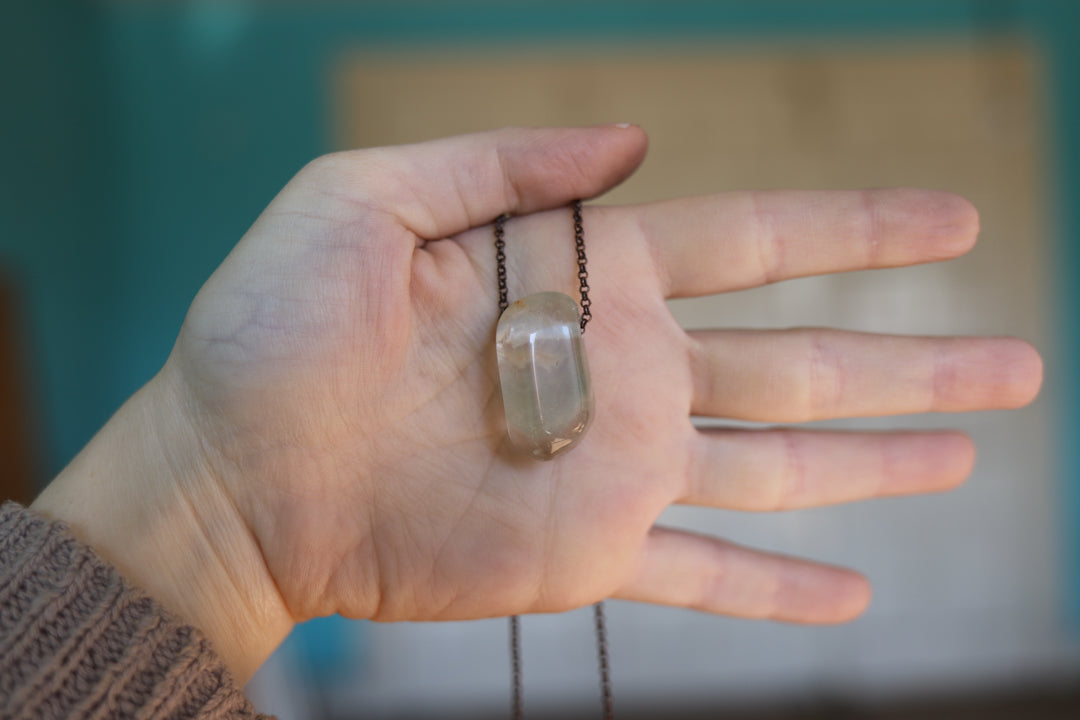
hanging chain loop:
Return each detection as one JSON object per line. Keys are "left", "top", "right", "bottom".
{"left": 496, "top": 202, "right": 612, "bottom": 720}
{"left": 495, "top": 213, "right": 509, "bottom": 313}
{"left": 495, "top": 201, "right": 591, "bottom": 327}
{"left": 572, "top": 200, "right": 592, "bottom": 332}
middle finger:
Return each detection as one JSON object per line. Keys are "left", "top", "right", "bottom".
{"left": 688, "top": 328, "right": 1041, "bottom": 422}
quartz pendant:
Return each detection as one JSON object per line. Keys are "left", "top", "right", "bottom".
{"left": 496, "top": 291, "right": 593, "bottom": 460}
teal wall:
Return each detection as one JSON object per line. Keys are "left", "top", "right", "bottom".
{"left": 3, "top": 1, "right": 1079, "bottom": 623}
{"left": 1, "top": 0, "right": 111, "bottom": 469}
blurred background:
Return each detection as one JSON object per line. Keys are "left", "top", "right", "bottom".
{"left": 2, "top": 1, "right": 1079, "bottom": 718}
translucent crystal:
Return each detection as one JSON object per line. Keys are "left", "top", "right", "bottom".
{"left": 496, "top": 291, "right": 593, "bottom": 460}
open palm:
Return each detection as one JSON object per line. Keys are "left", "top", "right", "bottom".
{"left": 169, "top": 126, "right": 1041, "bottom": 637}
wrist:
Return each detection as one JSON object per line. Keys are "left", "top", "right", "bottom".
{"left": 31, "top": 365, "right": 294, "bottom": 682}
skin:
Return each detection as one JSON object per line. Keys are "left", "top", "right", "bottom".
{"left": 31, "top": 125, "right": 1043, "bottom": 683}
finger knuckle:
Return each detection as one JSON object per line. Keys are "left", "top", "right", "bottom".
{"left": 802, "top": 329, "right": 843, "bottom": 421}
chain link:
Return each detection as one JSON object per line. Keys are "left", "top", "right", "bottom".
{"left": 496, "top": 202, "right": 612, "bottom": 720}
{"left": 510, "top": 614, "right": 523, "bottom": 720}
{"left": 595, "top": 602, "right": 614, "bottom": 720}
{"left": 495, "top": 213, "right": 509, "bottom": 313}
{"left": 495, "top": 202, "right": 590, "bottom": 325}
{"left": 572, "top": 199, "right": 591, "bottom": 332}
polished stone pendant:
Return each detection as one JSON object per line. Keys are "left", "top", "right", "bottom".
{"left": 496, "top": 291, "right": 593, "bottom": 460}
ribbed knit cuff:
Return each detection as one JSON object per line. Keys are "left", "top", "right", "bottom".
{"left": 0, "top": 502, "right": 270, "bottom": 720}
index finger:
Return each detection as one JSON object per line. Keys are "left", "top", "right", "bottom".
{"left": 627, "top": 188, "right": 979, "bottom": 298}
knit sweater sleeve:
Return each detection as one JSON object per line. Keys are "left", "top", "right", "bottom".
{"left": 0, "top": 502, "right": 273, "bottom": 720}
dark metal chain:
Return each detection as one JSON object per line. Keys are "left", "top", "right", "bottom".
{"left": 496, "top": 202, "right": 612, "bottom": 720}
{"left": 510, "top": 614, "right": 523, "bottom": 720}
{"left": 494, "top": 202, "right": 590, "bottom": 325}
{"left": 495, "top": 213, "right": 509, "bottom": 314}
{"left": 572, "top": 199, "right": 591, "bottom": 333}
{"left": 594, "top": 602, "right": 614, "bottom": 720}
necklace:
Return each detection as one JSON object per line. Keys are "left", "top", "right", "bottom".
{"left": 494, "top": 202, "right": 593, "bottom": 460}
{"left": 494, "top": 201, "right": 614, "bottom": 719}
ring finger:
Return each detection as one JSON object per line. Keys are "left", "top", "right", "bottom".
{"left": 685, "top": 428, "right": 973, "bottom": 512}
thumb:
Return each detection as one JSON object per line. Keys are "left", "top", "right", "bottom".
{"left": 339, "top": 125, "right": 648, "bottom": 240}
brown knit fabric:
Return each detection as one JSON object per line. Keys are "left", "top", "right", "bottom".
{"left": 0, "top": 502, "right": 272, "bottom": 720}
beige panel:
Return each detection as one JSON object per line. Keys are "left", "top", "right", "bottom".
{"left": 313, "top": 45, "right": 1067, "bottom": 714}
{"left": 333, "top": 45, "right": 1042, "bottom": 197}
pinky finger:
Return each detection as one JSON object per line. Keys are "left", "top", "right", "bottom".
{"left": 615, "top": 526, "right": 871, "bottom": 624}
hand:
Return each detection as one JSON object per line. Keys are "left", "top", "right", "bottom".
{"left": 33, "top": 126, "right": 1042, "bottom": 682}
